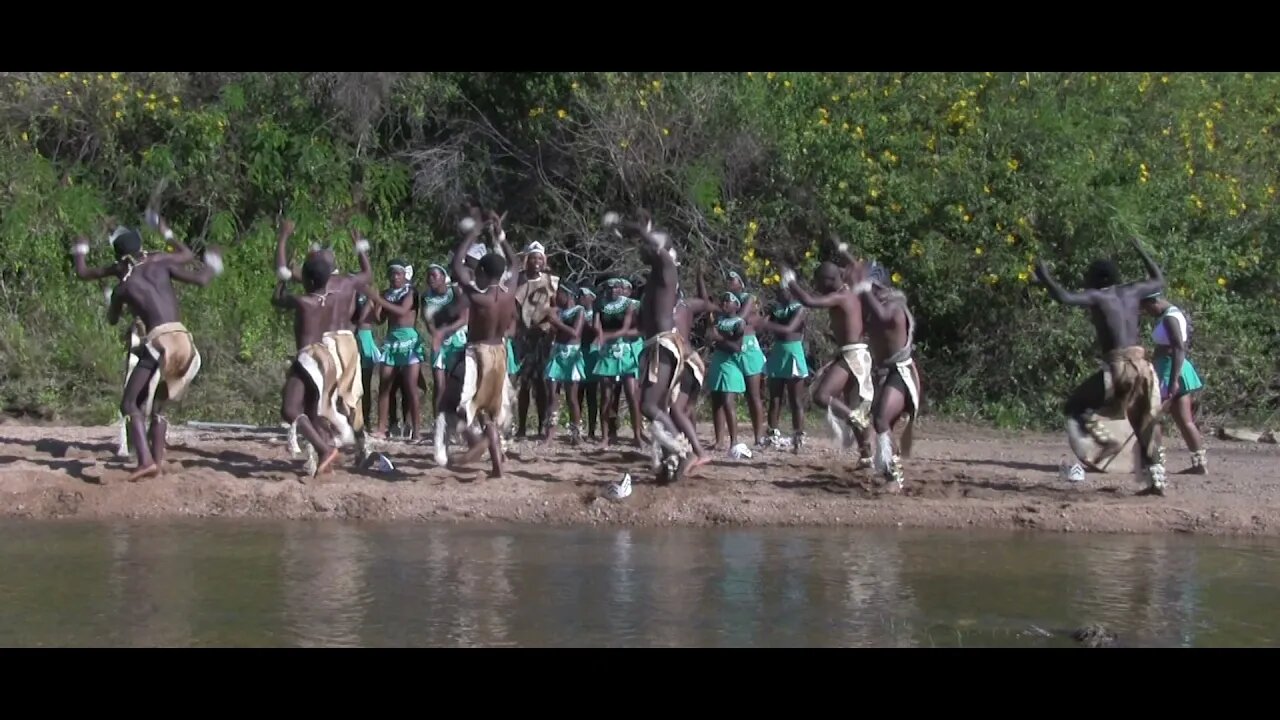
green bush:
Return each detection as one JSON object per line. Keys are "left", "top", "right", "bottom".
{"left": 2, "top": 72, "right": 1277, "bottom": 429}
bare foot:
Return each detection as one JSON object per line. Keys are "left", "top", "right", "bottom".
{"left": 315, "top": 447, "right": 341, "bottom": 475}
{"left": 128, "top": 464, "right": 160, "bottom": 483}
{"left": 684, "top": 455, "right": 711, "bottom": 479}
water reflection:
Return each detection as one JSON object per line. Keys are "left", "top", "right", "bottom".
{"left": 0, "top": 521, "right": 1278, "bottom": 647}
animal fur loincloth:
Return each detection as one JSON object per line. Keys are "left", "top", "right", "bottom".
{"left": 323, "top": 329, "right": 364, "bottom": 433}
{"left": 459, "top": 342, "right": 514, "bottom": 429}
{"left": 138, "top": 322, "right": 201, "bottom": 418}
{"left": 1100, "top": 346, "right": 1161, "bottom": 422}
{"left": 643, "top": 331, "right": 705, "bottom": 405}
{"left": 295, "top": 340, "right": 356, "bottom": 448}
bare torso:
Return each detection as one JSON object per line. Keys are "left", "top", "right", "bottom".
{"left": 110, "top": 258, "right": 184, "bottom": 331}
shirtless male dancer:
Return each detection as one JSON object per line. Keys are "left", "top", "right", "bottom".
{"left": 444, "top": 211, "right": 519, "bottom": 478}
{"left": 606, "top": 212, "right": 708, "bottom": 481}
{"left": 276, "top": 224, "right": 372, "bottom": 459}
{"left": 1035, "top": 239, "right": 1169, "bottom": 495}
{"left": 272, "top": 243, "right": 351, "bottom": 479}
{"left": 100, "top": 224, "right": 221, "bottom": 481}
{"left": 852, "top": 261, "right": 924, "bottom": 489}
{"left": 780, "top": 260, "right": 875, "bottom": 464}
{"left": 72, "top": 218, "right": 192, "bottom": 457}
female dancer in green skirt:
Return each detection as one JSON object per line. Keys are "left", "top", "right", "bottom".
{"left": 576, "top": 287, "right": 601, "bottom": 441}
{"left": 707, "top": 292, "right": 751, "bottom": 459}
{"left": 591, "top": 278, "right": 645, "bottom": 447}
{"left": 1141, "top": 291, "right": 1207, "bottom": 474}
{"left": 421, "top": 264, "right": 469, "bottom": 417}
{"left": 543, "top": 284, "right": 588, "bottom": 445}
{"left": 371, "top": 259, "right": 423, "bottom": 440}
{"left": 725, "top": 271, "right": 767, "bottom": 448}
{"left": 761, "top": 284, "right": 810, "bottom": 452}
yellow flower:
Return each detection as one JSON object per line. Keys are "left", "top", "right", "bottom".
{"left": 148, "top": 92, "right": 156, "bottom": 100}
{"left": 64, "top": 90, "right": 72, "bottom": 97}
{"left": 20, "top": 131, "right": 28, "bottom": 142}
{"left": 51, "top": 104, "right": 59, "bottom": 114}
{"left": 764, "top": 259, "right": 771, "bottom": 267}
{"left": 984, "top": 184, "right": 992, "bottom": 194}
{"left": 619, "top": 140, "right": 629, "bottom": 149}
{"left": 135, "top": 90, "right": 143, "bottom": 98}
{"left": 1268, "top": 185, "right": 1277, "bottom": 196}
{"left": 1017, "top": 271, "right": 1030, "bottom": 282}
{"left": 1217, "top": 277, "right": 1227, "bottom": 287}
{"left": 890, "top": 203, "right": 903, "bottom": 213}
{"left": 1161, "top": 75, "right": 1170, "bottom": 84}
{"left": 746, "top": 72, "right": 754, "bottom": 78}
{"left": 639, "top": 99, "right": 647, "bottom": 109}
{"left": 910, "top": 241, "right": 924, "bottom": 257}
{"left": 58, "top": 72, "right": 69, "bottom": 79}
{"left": 747, "top": 220, "right": 759, "bottom": 232}
{"left": 986, "top": 273, "right": 999, "bottom": 285}
{"left": 713, "top": 205, "right": 725, "bottom": 216}
{"left": 891, "top": 272, "right": 903, "bottom": 284}
{"left": 974, "top": 246, "right": 984, "bottom": 256}
{"left": 171, "top": 96, "right": 180, "bottom": 104}
{"left": 571, "top": 81, "right": 580, "bottom": 90}
{"left": 556, "top": 108, "right": 568, "bottom": 119}
{"left": 112, "top": 92, "right": 123, "bottom": 102}
{"left": 1237, "top": 258, "right": 1249, "bottom": 269}
{"left": 804, "top": 250, "right": 814, "bottom": 259}
{"left": 1007, "top": 158, "right": 1020, "bottom": 171}
{"left": 1006, "top": 233, "right": 1017, "bottom": 245}
{"left": 767, "top": 72, "right": 777, "bottom": 81}
{"left": 651, "top": 79, "right": 662, "bottom": 92}
{"left": 869, "top": 188, "right": 880, "bottom": 199}
{"left": 783, "top": 80, "right": 792, "bottom": 88}
{"left": 1162, "top": 127, "right": 1171, "bottom": 136}
{"left": 110, "top": 72, "right": 120, "bottom": 80}
{"left": 661, "top": 127, "right": 670, "bottom": 136}
{"left": 831, "top": 94, "right": 841, "bottom": 102}
{"left": 114, "top": 110, "right": 123, "bottom": 120}
{"left": 854, "top": 125, "right": 865, "bottom": 139}
{"left": 963, "top": 214, "right": 973, "bottom": 223}
{"left": 96, "top": 74, "right": 104, "bottom": 81}
{"left": 529, "top": 107, "right": 544, "bottom": 118}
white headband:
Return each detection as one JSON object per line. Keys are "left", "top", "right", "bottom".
{"left": 523, "top": 241, "right": 546, "bottom": 257}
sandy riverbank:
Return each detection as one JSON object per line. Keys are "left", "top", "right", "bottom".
{"left": 1, "top": 420, "right": 1277, "bottom": 536}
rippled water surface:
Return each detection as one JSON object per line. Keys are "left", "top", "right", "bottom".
{"left": 1, "top": 520, "right": 1277, "bottom": 647}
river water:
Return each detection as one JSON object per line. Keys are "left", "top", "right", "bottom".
{"left": 1, "top": 520, "right": 1277, "bottom": 647}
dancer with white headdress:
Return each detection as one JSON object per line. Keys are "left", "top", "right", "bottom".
{"left": 366, "top": 257, "right": 423, "bottom": 440}
{"left": 71, "top": 216, "right": 191, "bottom": 457}
{"left": 97, "top": 218, "right": 223, "bottom": 481}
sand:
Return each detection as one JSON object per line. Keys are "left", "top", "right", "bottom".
{"left": 1, "top": 419, "right": 1277, "bottom": 536}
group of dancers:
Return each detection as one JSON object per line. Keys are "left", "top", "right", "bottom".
{"left": 72, "top": 202, "right": 1208, "bottom": 495}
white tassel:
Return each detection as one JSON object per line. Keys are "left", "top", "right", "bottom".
{"left": 205, "top": 251, "right": 224, "bottom": 276}
{"left": 874, "top": 433, "right": 894, "bottom": 474}
{"left": 780, "top": 269, "right": 797, "bottom": 289}
{"left": 459, "top": 217, "right": 477, "bottom": 233}
{"left": 433, "top": 413, "right": 449, "bottom": 467}
{"left": 825, "top": 404, "right": 846, "bottom": 444}
{"left": 837, "top": 242, "right": 849, "bottom": 254}
{"left": 602, "top": 211, "right": 620, "bottom": 227}
{"left": 852, "top": 280, "right": 872, "bottom": 295}
{"left": 72, "top": 242, "right": 89, "bottom": 256}
{"left": 355, "top": 239, "right": 370, "bottom": 254}
{"left": 277, "top": 266, "right": 293, "bottom": 282}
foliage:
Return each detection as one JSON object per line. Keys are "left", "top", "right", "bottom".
{"left": 2, "top": 71, "right": 1278, "bottom": 429}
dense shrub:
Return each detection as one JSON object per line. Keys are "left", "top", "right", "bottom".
{"left": 2, "top": 72, "right": 1277, "bottom": 429}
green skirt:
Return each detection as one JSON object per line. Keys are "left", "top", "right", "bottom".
{"left": 432, "top": 328, "right": 468, "bottom": 371}
{"left": 357, "top": 328, "right": 381, "bottom": 365}
{"left": 505, "top": 337, "right": 521, "bottom": 376}
{"left": 629, "top": 337, "right": 644, "bottom": 378}
{"left": 1155, "top": 354, "right": 1203, "bottom": 400}
{"left": 545, "top": 342, "right": 587, "bottom": 383}
{"left": 381, "top": 326, "right": 424, "bottom": 367}
{"left": 766, "top": 340, "right": 810, "bottom": 379}
{"left": 708, "top": 350, "right": 746, "bottom": 394}
{"left": 593, "top": 338, "right": 639, "bottom": 379}
{"left": 737, "top": 334, "right": 767, "bottom": 377}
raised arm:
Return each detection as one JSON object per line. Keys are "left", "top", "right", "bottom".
{"left": 349, "top": 228, "right": 372, "bottom": 285}
{"left": 855, "top": 284, "right": 899, "bottom": 325}
{"left": 275, "top": 220, "right": 298, "bottom": 283}
{"left": 1129, "top": 238, "right": 1165, "bottom": 298}
{"left": 168, "top": 247, "right": 223, "bottom": 287}
{"left": 1034, "top": 260, "right": 1096, "bottom": 307}
{"left": 150, "top": 215, "right": 195, "bottom": 266}
{"left": 70, "top": 238, "right": 118, "bottom": 280}
{"left": 779, "top": 267, "right": 843, "bottom": 308}
{"left": 451, "top": 209, "right": 485, "bottom": 292}
{"left": 489, "top": 210, "right": 521, "bottom": 276}
{"left": 270, "top": 280, "right": 298, "bottom": 310}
